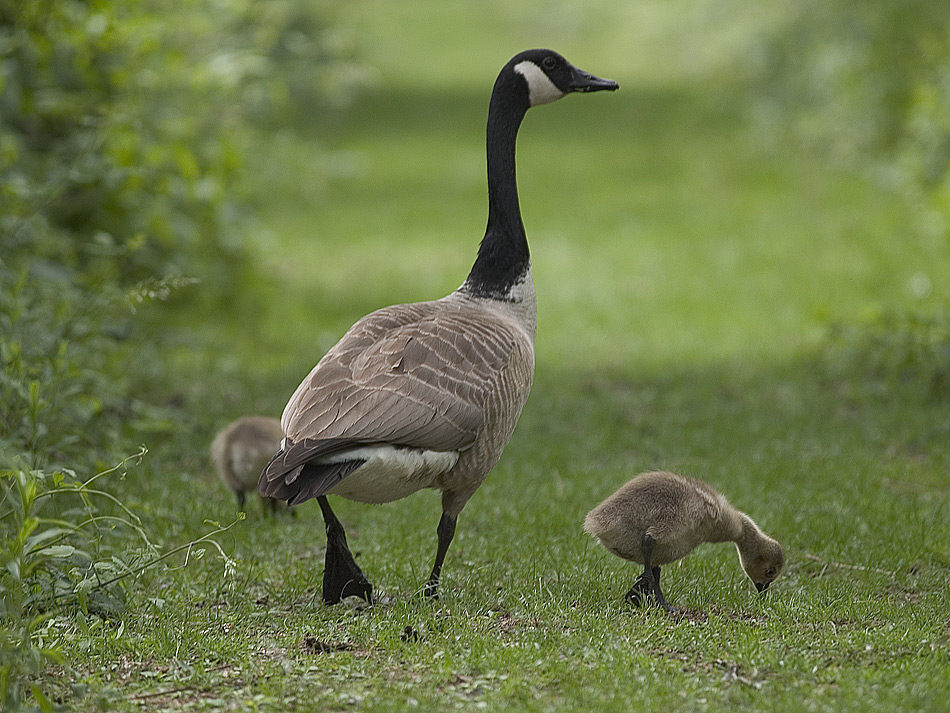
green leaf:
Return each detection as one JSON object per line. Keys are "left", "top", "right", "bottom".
{"left": 32, "top": 684, "right": 55, "bottom": 713}
{"left": 36, "top": 545, "right": 76, "bottom": 559}
{"left": 25, "top": 528, "right": 69, "bottom": 554}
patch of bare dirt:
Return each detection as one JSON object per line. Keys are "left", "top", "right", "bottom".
{"left": 301, "top": 637, "right": 353, "bottom": 654}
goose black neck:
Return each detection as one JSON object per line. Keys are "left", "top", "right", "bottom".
{"left": 461, "top": 69, "right": 531, "bottom": 300}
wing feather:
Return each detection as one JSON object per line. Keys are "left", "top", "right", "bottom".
{"left": 259, "top": 298, "right": 530, "bottom": 504}
{"left": 282, "top": 300, "right": 521, "bottom": 450}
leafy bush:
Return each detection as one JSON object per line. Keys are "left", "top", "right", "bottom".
{"left": 748, "top": 0, "right": 950, "bottom": 391}
{"left": 0, "top": 456, "right": 142, "bottom": 710}
{"left": 0, "top": 0, "right": 359, "bottom": 708}
{"left": 750, "top": 0, "right": 950, "bottom": 231}
{"left": 1, "top": 0, "right": 245, "bottom": 294}
{"left": 0, "top": 451, "right": 246, "bottom": 711}
{"left": 828, "top": 309, "right": 950, "bottom": 400}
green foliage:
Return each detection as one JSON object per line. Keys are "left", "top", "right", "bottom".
{"left": 0, "top": 452, "right": 246, "bottom": 711}
{"left": 751, "top": 0, "right": 950, "bottom": 224}
{"left": 1, "top": 264, "right": 128, "bottom": 471}
{"left": 0, "top": 456, "right": 142, "bottom": 711}
{"left": 0, "top": 0, "right": 358, "bottom": 708}
{"left": 828, "top": 309, "right": 950, "bottom": 399}
{"left": 749, "top": 0, "right": 950, "bottom": 393}
{"left": 218, "top": 0, "right": 368, "bottom": 125}
{"left": 1, "top": 0, "right": 240, "bottom": 291}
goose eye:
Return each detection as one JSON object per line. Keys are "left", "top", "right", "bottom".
{"left": 542, "top": 56, "right": 557, "bottom": 71}
{"left": 765, "top": 567, "right": 776, "bottom": 578}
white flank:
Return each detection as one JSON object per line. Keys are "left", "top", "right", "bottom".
{"left": 514, "top": 60, "right": 565, "bottom": 106}
{"left": 318, "top": 445, "right": 459, "bottom": 503}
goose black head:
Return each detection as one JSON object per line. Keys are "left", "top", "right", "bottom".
{"left": 509, "top": 49, "right": 619, "bottom": 107}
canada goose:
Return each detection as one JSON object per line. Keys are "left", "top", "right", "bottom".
{"left": 259, "top": 49, "right": 618, "bottom": 604}
{"left": 211, "top": 416, "right": 286, "bottom": 514}
{"left": 584, "top": 471, "right": 784, "bottom": 611}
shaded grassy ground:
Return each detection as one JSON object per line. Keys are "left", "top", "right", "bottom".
{"left": 49, "top": 2, "right": 949, "bottom": 711}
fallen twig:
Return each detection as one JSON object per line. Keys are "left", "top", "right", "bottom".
{"left": 803, "top": 553, "right": 897, "bottom": 580}
{"left": 130, "top": 685, "right": 199, "bottom": 701}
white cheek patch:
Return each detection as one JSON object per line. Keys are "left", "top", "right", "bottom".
{"left": 514, "top": 60, "right": 566, "bottom": 106}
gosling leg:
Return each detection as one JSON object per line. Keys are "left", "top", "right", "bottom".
{"left": 423, "top": 512, "right": 457, "bottom": 598}
{"left": 624, "top": 566, "right": 662, "bottom": 606}
{"left": 317, "top": 496, "right": 373, "bottom": 605}
{"left": 641, "top": 534, "right": 675, "bottom": 612}
{"left": 624, "top": 570, "right": 651, "bottom": 606}
{"left": 262, "top": 496, "right": 279, "bottom": 517}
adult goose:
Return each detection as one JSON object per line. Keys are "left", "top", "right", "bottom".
{"left": 260, "top": 49, "right": 618, "bottom": 604}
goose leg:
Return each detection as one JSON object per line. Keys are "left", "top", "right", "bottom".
{"left": 641, "top": 534, "right": 675, "bottom": 612}
{"left": 317, "top": 496, "right": 373, "bottom": 605}
{"left": 236, "top": 491, "right": 247, "bottom": 511}
{"left": 423, "top": 512, "right": 457, "bottom": 598}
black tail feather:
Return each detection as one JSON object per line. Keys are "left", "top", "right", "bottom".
{"left": 286, "top": 460, "right": 365, "bottom": 505}
{"left": 259, "top": 445, "right": 366, "bottom": 505}
{"left": 259, "top": 435, "right": 376, "bottom": 505}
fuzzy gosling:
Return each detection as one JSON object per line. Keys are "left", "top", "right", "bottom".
{"left": 584, "top": 471, "right": 784, "bottom": 611}
{"left": 211, "top": 416, "right": 286, "bottom": 514}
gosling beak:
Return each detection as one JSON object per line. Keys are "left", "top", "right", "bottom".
{"left": 755, "top": 582, "right": 769, "bottom": 593}
{"left": 569, "top": 66, "right": 619, "bottom": 93}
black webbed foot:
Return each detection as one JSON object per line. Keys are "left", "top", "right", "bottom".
{"left": 318, "top": 496, "right": 374, "bottom": 605}
{"left": 652, "top": 583, "right": 677, "bottom": 613}
{"left": 624, "top": 571, "right": 652, "bottom": 606}
{"left": 422, "top": 578, "right": 440, "bottom": 599}
{"left": 322, "top": 538, "right": 373, "bottom": 605}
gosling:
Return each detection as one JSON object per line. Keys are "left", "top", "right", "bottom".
{"left": 584, "top": 471, "right": 784, "bottom": 611}
{"left": 211, "top": 416, "right": 286, "bottom": 514}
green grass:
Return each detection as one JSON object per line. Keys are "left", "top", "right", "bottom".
{"left": 39, "top": 1, "right": 950, "bottom": 710}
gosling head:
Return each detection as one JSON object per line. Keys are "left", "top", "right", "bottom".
{"left": 506, "top": 49, "right": 618, "bottom": 108}
{"left": 738, "top": 535, "right": 785, "bottom": 593}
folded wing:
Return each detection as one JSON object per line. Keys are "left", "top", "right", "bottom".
{"left": 259, "top": 300, "right": 527, "bottom": 504}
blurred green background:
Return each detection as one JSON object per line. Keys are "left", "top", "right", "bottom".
{"left": 1, "top": 0, "right": 949, "bottom": 710}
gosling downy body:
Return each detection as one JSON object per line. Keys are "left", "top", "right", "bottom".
{"left": 259, "top": 49, "right": 618, "bottom": 604}
{"left": 585, "top": 471, "right": 784, "bottom": 611}
{"left": 211, "top": 416, "right": 286, "bottom": 514}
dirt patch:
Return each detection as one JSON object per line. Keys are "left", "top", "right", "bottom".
{"left": 706, "top": 604, "right": 770, "bottom": 625}
{"left": 490, "top": 611, "right": 543, "bottom": 633}
{"left": 669, "top": 607, "right": 709, "bottom": 624}
{"left": 301, "top": 637, "right": 353, "bottom": 654}
{"left": 651, "top": 648, "right": 771, "bottom": 688}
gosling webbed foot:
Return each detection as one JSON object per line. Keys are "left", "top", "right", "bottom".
{"left": 624, "top": 571, "right": 652, "bottom": 606}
